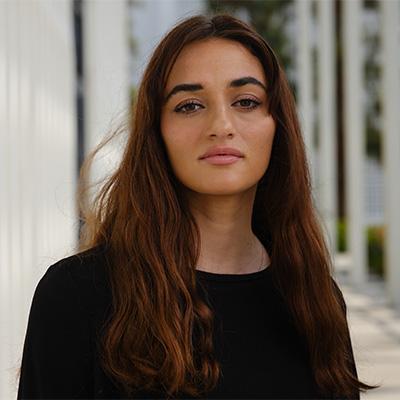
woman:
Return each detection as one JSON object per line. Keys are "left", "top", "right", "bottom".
{"left": 17, "top": 13, "right": 377, "bottom": 400}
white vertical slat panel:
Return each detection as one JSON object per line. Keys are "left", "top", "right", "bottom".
{"left": 7, "top": 2, "right": 37, "bottom": 394}
{"left": 381, "top": 0, "right": 400, "bottom": 309}
{"left": 38, "top": 2, "right": 49, "bottom": 266}
{"left": 0, "top": 1, "right": 11, "bottom": 397}
{"left": 51, "top": 0, "right": 77, "bottom": 260}
{"left": 19, "top": 0, "right": 35, "bottom": 325}
{"left": 342, "top": 0, "right": 367, "bottom": 285}
{"left": 0, "top": 2, "right": 7, "bottom": 360}
{"left": 295, "top": 0, "right": 315, "bottom": 187}
{"left": 316, "top": 0, "right": 338, "bottom": 260}
{"left": 26, "top": 0, "right": 77, "bottom": 288}
{"left": 8, "top": 1, "right": 23, "bottom": 394}
{"left": 1, "top": 1, "right": 77, "bottom": 398}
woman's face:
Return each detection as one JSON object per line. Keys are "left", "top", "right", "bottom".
{"left": 160, "top": 38, "right": 276, "bottom": 196}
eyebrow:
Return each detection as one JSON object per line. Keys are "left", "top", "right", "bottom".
{"left": 163, "top": 76, "right": 267, "bottom": 104}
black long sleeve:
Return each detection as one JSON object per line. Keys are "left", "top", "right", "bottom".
{"left": 18, "top": 248, "right": 359, "bottom": 399}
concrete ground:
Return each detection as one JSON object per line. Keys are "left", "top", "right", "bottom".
{"left": 335, "top": 271, "right": 400, "bottom": 400}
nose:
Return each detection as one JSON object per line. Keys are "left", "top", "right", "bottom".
{"left": 207, "top": 103, "right": 235, "bottom": 138}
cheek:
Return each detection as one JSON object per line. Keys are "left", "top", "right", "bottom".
{"left": 248, "top": 118, "right": 276, "bottom": 164}
{"left": 160, "top": 125, "right": 196, "bottom": 171}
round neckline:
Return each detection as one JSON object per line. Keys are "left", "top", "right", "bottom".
{"left": 195, "top": 264, "right": 272, "bottom": 282}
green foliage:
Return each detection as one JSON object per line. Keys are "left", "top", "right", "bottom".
{"left": 337, "top": 219, "right": 385, "bottom": 277}
{"left": 367, "top": 225, "right": 385, "bottom": 277}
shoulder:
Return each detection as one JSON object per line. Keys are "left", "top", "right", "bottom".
{"left": 32, "top": 245, "right": 111, "bottom": 317}
{"left": 19, "top": 246, "right": 111, "bottom": 398}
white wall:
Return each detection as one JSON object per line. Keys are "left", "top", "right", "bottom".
{"left": 0, "top": 1, "right": 77, "bottom": 398}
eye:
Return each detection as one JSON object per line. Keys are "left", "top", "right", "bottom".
{"left": 174, "top": 101, "right": 203, "bottom": 114}
{"left": 234, "top": 98, "right": 261, "bottom": 109}
{"left": 174, "top": 97, "right": 261, "bottom": 115}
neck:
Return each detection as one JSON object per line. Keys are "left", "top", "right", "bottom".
{"left": 186, "top": 189, "right": 270, "bottom": 274}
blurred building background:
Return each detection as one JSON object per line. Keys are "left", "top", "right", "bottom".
{"left": 0, "top": 0, "right": 399, "bottom": 398}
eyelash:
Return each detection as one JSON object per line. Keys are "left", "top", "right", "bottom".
{"left": 174, "top": 98, "right": 261, "bottom": 114}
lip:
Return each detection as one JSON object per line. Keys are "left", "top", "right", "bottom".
{"left": 199, "top": 146, "right": 244, "bottom": 160}
{"left": 200, "top": 155, "right": 242, "bottom": 165}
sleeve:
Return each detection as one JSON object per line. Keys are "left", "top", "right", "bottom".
{"left": 17, "top": 261, "right": 94, "bottom": 399}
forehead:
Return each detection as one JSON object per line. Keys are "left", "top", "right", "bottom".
{"left": 165, "top": 38, "right": 266, "bottom": 86}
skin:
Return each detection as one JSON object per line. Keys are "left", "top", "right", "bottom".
{"left": 160, "top": 38, "right": 276, "bottom": 274}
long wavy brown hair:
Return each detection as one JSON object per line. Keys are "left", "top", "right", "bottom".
{"left": 77, "top": 13, "right": 378, "bottom": 399}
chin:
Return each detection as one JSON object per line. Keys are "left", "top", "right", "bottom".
{"left": 189, "top": 184, "right": 257, "bottom": 196}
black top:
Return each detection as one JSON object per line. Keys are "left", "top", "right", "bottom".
{"left": 18, "top": 247, "right": 358, "bottom": 399}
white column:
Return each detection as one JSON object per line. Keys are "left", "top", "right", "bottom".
{"left": 295, "top": 0, "right": 315, "bottom": 188}
{"left": 316, "top": 0, "right": 338, "bottom": 259}
{"left": 342, "top": 0, "right": 367, "bottom": 285}
{"left": 381, "top": 0, "right": 400, "bottom": 308}
{"left": 83, "top": 0, "right": 130, "bottom": 184}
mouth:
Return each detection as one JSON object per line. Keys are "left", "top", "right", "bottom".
{"left": 199, "top": 155, "right": 243, "bottom": 165}
{"left": 199, "top": 146, "right": 244, "bottom": 160}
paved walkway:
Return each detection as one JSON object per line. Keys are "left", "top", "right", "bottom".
{"left": 335, "top": 272, "right": 400, "bottom": 400}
